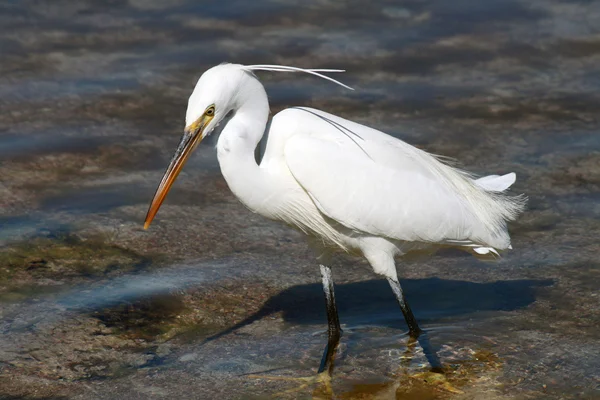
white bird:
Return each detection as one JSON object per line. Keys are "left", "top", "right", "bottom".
{"left": 144, "top": 63, "right": 525, "bottom": 375}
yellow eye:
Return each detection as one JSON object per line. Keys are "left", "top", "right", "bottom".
{"left": 205, "top": 106, "right": 215, "bottom": 116}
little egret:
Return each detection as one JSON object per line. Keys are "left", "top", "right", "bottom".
{"left": 144, "top": 63, "right": 525, "bottom": 374}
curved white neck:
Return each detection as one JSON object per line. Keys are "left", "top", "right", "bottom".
{"left": 216, "top": 88, "right": 270, "bottom": 214}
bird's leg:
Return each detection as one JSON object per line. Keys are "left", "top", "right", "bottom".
{"left": 388, "top": 278, "right": 451, "bottom": 382}
{"left": 386, "top": 278, "right": 422, "bottom": 338}
{"left": 318, "top": 264, "right": 342, "bottom": 375}
{"left": 387, "top": 278, "right": 445, "bottom": 373}
{"left": 248, "top": 265, "right": 340, "bottom": 398}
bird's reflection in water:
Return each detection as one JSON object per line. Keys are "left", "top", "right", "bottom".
{"left": 251, "top": 330, "right": 446, "bottom": 399}
{"left": 308, "top": 331, "right": 479, "bottom": 399}
{"left": 320, "top": 328, "right": 442, "bottom": 376}
{"left": 413, "top": 331, "right": 444, "bottom": 373}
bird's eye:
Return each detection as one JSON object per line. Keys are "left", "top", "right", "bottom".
{"left": 205, "top": 106, "right": 215, "bottom": 116}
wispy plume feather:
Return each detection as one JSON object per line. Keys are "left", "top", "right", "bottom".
{"left": 243, "top": 64, "right": 354, "bottom": 91}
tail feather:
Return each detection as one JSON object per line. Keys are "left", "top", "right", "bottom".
{"left": 475, "top": 172, "right": 516, "bottom": 192}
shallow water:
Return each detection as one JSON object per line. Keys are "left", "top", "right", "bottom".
{"left": 1, "top": 0, "right": 599, "bottom": 399}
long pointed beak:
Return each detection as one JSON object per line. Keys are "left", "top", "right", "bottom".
{"left": 144, "top": 117, "right": 209, "bottom": 229}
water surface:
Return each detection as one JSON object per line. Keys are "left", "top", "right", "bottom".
{"left": 1, "top": 0, "right": 599, "bottom": 398}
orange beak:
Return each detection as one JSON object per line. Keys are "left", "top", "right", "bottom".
{"left": 144, "top": 116, "right": 210, "bottom": 229}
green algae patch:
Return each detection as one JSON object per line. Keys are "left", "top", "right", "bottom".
{"left": 89, "top": 279, "right": 280, "bottom": 344}
{"left": 0, "top": 231, "right": 150, "bottom": 301}
{"left": 92, "top": 293, "right": 189, "bottom": 341}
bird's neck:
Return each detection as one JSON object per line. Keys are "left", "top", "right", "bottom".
{"left": 216, "top": 92, "right": 271, "bottom": 214}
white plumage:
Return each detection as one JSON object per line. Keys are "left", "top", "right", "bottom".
{"left": 148, "top": 62, "right": 526, "bottom": 282}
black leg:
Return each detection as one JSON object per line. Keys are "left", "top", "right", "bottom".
{"left": 387, "top": 278, "right": 422, "bottom": 338}
{"left": 387, "top": 278, "right": 445, "bottom": 372}
{"left": 318, "top": 264, "right": 342, "bottom": 375}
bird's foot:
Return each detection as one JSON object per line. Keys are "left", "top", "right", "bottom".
{"left": 248, "top": 371, "right": 333, "bottom": 399}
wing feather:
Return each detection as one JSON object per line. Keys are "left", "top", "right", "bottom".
{"left": 284, "top": 135, "right": 477, "bottom": 243}
{"left": 278, "top": 108, "right": 524, "bottom": 249}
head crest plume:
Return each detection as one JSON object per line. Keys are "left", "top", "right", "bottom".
{"left": 243, "top": 64, "right": 354, "bottom": 91}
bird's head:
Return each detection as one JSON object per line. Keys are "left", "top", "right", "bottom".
{"left": 143, "top": 63, "right": 252, "bottom": 229}
{"left": 185, "top": 63, "right": 252, "bottom": 138}
{"left": 143, "top": 63, "right": 351, "bottom": 229}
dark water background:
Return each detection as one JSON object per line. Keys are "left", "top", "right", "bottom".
{"left": 1, "top": 0, "right": 599, "bottom": 398}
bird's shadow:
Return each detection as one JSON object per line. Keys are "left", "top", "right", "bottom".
{"left": 205, "top": 277, "right": 553, "bottom": 343}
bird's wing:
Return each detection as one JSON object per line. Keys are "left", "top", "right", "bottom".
{"left": 279, "top": 108, "right": 522, "bottom": 248}
{"left": 284, "top": 135, "right": 475, "bottom": 243}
